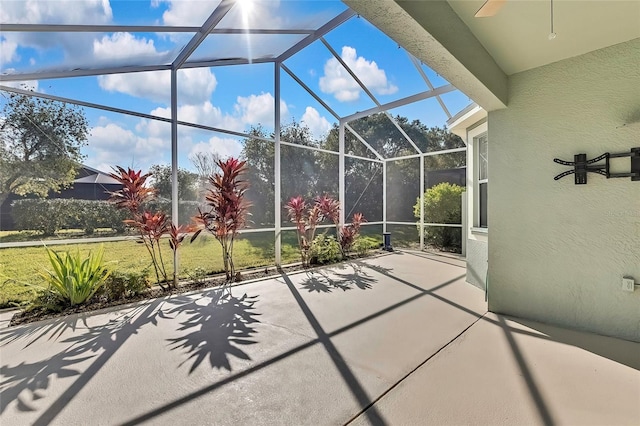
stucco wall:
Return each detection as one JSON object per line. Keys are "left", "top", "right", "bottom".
{"left": 488, "top": 38, "right": 640, "bottom": 342}
{"left": 466, "top": 238, "right": 488, "bottom": 290}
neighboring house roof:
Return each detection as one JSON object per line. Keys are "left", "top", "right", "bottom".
{"left": 73, "top": 165, "right": 120, "bottom": 185}
{"left": 73, "top": 174, "right": 121, "bottom": 185}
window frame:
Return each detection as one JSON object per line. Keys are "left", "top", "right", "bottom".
{"left": 477, "top": 132, "right": 488, "bottom": 228}
{"left": 468, "top": 123, "right": 488, "bottom": 230}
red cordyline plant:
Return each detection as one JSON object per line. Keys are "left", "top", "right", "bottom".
{"left": 108, "top": 166, "right": 174, "bottom": 289}
{"left": 126, "top": 210, "right": 170, "bottom": 285}
{"left": 339, "top": 212, "right": 366, "bottom": 256}
{"left": 108, "top": 166, "right": 156, "bottom": 212}
{"left": 192, "top": 158, "right": 251, "bottom": 283}
{"left": 285, "top": 194, "right": 340, "bottom": 267}
{"left": 286, "top": 194, "right": 367, "bottom": 265}
{"left": 285, "top": 196, "right": 322, "bottom": 267}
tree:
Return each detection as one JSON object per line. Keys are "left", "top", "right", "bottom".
{"left": 189, "top": 151, "right": 221, "bottom": 196}
{"left": 321, "top": 114, "right": 465, "bottom": 222}
{"left": 148, "top": 164, "right": 198, "bottom": 201}
{"left": 413, "top": 182, "right": 464, "bottom": 250}
{"left": 242, "top": 114, "right": 465, "bottom": 226}
{"left": 240, "top": 126, "right": 275, "bottom": 226}
{"left": 0, "top": 91, "right": 88, "bottom": 205}
{"left": 241, "top": 121, "right": 332, "bottom": 227}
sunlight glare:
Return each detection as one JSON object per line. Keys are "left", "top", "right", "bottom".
{"left": 237, "top": 0, "right": 254, "bottom": 15}
{"left": 237, "top": 0, "right": 255, "bottom": 64}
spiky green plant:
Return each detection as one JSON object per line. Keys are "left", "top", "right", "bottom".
{"left": 42, "top": 246, "right": 110, "bottom": 306}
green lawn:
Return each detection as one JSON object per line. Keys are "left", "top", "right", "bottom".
{"left": 0, "top": 228, "right": 125, "bottom": 243}
{"left": 0, "top": 232, "right": 302, "bottom": 308}
{"left": 0, "top": 226, "right": 386, "bottom": 308}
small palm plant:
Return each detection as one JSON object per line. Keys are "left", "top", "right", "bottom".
{"left": 192, "top": 158, "right": 251, "bottom": 283}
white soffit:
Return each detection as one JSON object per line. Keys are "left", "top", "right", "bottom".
{"left": 447, "top": 103, "right": 487, "bottom": 138}
{"left": 448, "top": 0, "right": 640, "bottom": 75}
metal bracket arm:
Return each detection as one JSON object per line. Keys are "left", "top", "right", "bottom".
{"left": 554, "top": 148, "right": 639, "bottom": 184}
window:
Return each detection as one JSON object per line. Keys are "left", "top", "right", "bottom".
{"left": 477, "top": 133, "right": 488, "bottom": 228}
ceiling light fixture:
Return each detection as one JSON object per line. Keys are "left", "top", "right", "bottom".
{"left": 548, "top": 0, "right": 557, "bottom": 40}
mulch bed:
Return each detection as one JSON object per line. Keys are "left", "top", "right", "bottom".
{"left": 8, "top": 263, "right": 308, "bottom": 327}
{"left": 8, "top": 252, "right": 386, "bottom": 327}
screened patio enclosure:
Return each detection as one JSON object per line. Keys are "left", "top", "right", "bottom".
{"left": 0, "top": 0, "right": 469, "bottom": 267}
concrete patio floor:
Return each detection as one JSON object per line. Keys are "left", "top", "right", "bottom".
{"left": 1, "top": 251, "right": 638, "bottom": 425}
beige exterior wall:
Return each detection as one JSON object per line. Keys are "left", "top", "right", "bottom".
{"left": 488, "top": 39, "right": 640, "bottom": 341}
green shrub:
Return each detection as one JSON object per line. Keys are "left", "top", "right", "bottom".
{"left": 13, "top": 199, "right": 66, "bottom": 236}
{"left": 353, "top": 236, "right": 379, "bottom": 256}
{"left": 100, "top": 270, "right": 149, "bottom": 301}
{"left": 413, "top": 182, "right": 464, "bottom": 250}
{"left": 75, "top": 200, "right": 128, "bottom": 234}
{"left": 41, "top": 246, "right": 110, "bottom": 306}
{"left": 310, "top": 234, "right": 342, "bottom": 264}
{"left": 12, "top": 199, "right": 128, "bottom": 235}
{"left": 145, "top": 199, "right": 201, "bottom": 223}
{"left": 187, "top": 267, "right": 208, "bottom": 285}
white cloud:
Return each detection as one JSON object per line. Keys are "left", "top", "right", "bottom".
{"left": 87, "top": 122, "right": 169, "bottom": 170}
{"left": 93, "top": 32, "right": 161, "bottom": 61}
{"left": 179, "top": 68, "right": 218, "bottom": 101}
{"left": 154, "top": 0, "right": 222, "bottom": 26}
{"left": 155, "top": 0, "right": 283, "bottom": 28}
{"left": 145, "top": 91, "right": 285, "bottom": 133}
{"left": 98, "top": 68, "right": 217, "bottom": 105}
{"left": 189, "top": 136, "right": 243, "bottom": 161}
{"left": 0, "top": 0, "right": 112, "bottom": 61}
{"left": 0, "top": 0, "right": 112, "bottom": 24}
{"left": 85, "top": 89, "right": 285, "bottom": 172}
{"left": 0, "top": 39, "right": 19, "bottom": 64}
{"left": 2, "top": 80, "right": 39, "bottom": 91}
{"left": 319, "top": 46, "right": 398, "bottom": 102}
{"left": 98, "top": 72, "right": 170, "bottom": 104}
{"left": 149, "top": 102, "right": 242, "bottom": 132}
{"left": 301, "top": 106, "right": 332, "bottom": 140}
{"left": 234, "top": 92, "right": 288, "bottom": 126}
{"left": 0, "top": 70, "right": 39, "bottom": 91}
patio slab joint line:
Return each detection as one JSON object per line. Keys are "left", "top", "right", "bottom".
{"left": 343, "top": 312, "right": 489, "bottom": 426}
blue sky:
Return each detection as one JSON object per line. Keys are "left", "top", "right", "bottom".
{"left": 0, "top": 0, "right": 472, "bottom": 173}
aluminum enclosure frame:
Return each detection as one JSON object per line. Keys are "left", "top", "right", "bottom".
{"left": 0, "top": 0, "right": 467, "bottom": 265}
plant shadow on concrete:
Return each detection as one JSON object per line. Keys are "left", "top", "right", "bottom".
{"left": 299, "top": 262, "right": 378, "bottom": 293}
{"left": 0, "top": 300, "right": 164, "bottom": 418}
{"left": 164, "top": 289, "right": 261, "bottom": 373}
{"left": 0, "top": 287, "right": 261, "bottom": 422}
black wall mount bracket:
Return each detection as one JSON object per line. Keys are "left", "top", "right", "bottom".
{"left": 554, "top": 148, "right": 640, "bottom": 184}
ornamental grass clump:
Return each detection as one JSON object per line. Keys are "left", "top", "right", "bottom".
{"left": 192, "top": 158, "right": 251, "bottom": 283}
{"left": 41, "top": 246, "right": 110, "bottom": 307}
